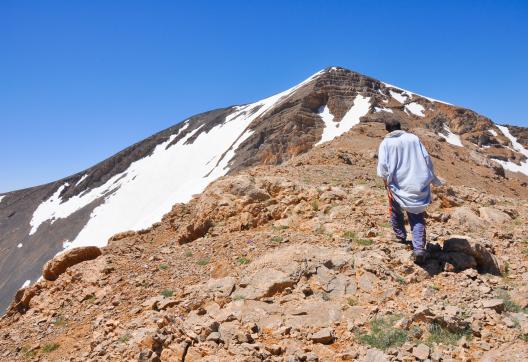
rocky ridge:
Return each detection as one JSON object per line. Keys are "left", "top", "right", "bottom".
{"left": 1, "top": 66, "right": 528, "bottom": 316}
{"left": 1, "top": 122, "right": 527, "bottom": 361}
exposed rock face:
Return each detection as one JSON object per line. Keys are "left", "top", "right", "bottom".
{"left": 42, "top": 247, "right": 103, "bottom": 281}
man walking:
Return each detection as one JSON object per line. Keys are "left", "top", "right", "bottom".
{"left": 376, "top": 118, "right": 443, "bottom": 264}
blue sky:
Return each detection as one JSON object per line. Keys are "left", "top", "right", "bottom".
{"left": 1, "top": 0, "right": 527, "bottom": 192}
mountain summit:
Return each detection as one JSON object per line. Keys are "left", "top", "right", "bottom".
{"left": 0, "top": 67, "right": 527, "bottom": 315}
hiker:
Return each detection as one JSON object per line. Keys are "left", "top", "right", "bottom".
{"left": 376, "top": 118, "right": 443, "bottom": 264}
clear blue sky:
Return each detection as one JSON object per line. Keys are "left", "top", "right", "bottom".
{"left": 1, "top": 0, "right": 527, "bottom": 192}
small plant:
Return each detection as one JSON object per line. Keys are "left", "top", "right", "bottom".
{"left": 272, "top": 225, "right": 289, "bottom": 231}
{"left": 160, "top": 289, "right": 174, "bottom": 298}
{"left": 346, "top": 297, "right": 357, "bottom": 306}
{"left": 118, "top": 334, "right": 131, "bottom": 343}
{"left": 232, "top": 295, "right": 244, "bottom": 301}
{"left": 51, "top": 316, "right": 65, "bottom": 327}
{"left": 321, "top": 292, "right": 331, "bottom": 301}
{"left": 520, "top": 334, "right": 528, "bottom": 342}
{"left": 158, "top": 263, "right": 169, "bottom": 270}
{"left": 356, "top": 238, "right": 373, "bottom": 246}
{"left": 271, "top": 236, "right": 284, "bottom": 243}
{"left": 343, "top": 230, "right": 357, "bottom": 240}
{"left": 311, "top": 199, "right": 319, "bottom": 211}
{"left": 503, "top": 261, "right": 510, "bottom": 277}
{"left": 429, "top": 284, "right": 440, "bottom": 291}
{"left": 426, "top": 321, "right": 470, "bottom": 346}
{"left": 196, "top": 258, "right": 210, "bottom": 266}
{"left": 381, "top": 222, "right": 392, "bottom": 229}
{"left": 185, "top": 250, "right": 193, "bottom": 257}
{"left": 42, "top": 343, "right": 60, "bottom": 353}
{"left": 238, "top": 257, "right": 251, "bottom": 265}
{"left": 357, "top": 315, "right": 407, "bottom": 350}
{"left": 20, "top": 346, "right": 36, "bottom": 359}
{"left": 498, "top": 290, "right": 523, "bottom": 312}
{"left": 396, "top": 276, "right": 406, "bottom": 285}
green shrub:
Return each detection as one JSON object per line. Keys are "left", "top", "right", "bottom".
{"left": 196, "top": 258, "right": 210, "bottom": 266}
{"left": 185, "top": 250, "right": 193, "bottom": 257}
{"left": 271, "top": 236, "right": 284, "bottom": 243}
{"left": 311, "top": 199, "right": 319, "bottom": 211}
{"left": 42, "top": 343, "right": 60, "bottom": 353}
{"left": 160, "top": 289, "right": 174, "bottom": 298}
{"left": 357, "top": 316, "right": 407, "bottom": 350}
{"left": 426, "top": 322, "right": 470, "bottom": 346}
{"left": 118, "top": 334, "right": 131, "bottom": 343}
{"left": 238, "top": 257, "right": 251, "bottom": 265}
{"left": 158, "top": 263, "right": 169, "bottom": 270}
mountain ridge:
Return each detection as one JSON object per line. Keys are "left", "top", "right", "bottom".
{"left": 1, "top": 66, "right": 527, "bottom": 315}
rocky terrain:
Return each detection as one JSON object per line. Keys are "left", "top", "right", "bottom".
{"left": 2, "top": 66, "right": 528, "bottom": 316}
{"left": 1, "top": 121, "right": 527, "bottom": 361}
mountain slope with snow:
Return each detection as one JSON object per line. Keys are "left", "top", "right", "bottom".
{"left": 1, "top": 66, "right": 527, "bottom": 314}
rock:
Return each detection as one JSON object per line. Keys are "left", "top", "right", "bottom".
{"left": 42, "top": 246, "right": 102, "bottom": 281}
{"left": 510, "top": 285, "right": 528, "bottom": 309}
{"left": 364, "top": 348, "right": 389, "bottom": 362}
{"left": 160, "top": 342, "right": 188, "bottom": 362}
{"left": 442, "top": 236, "right": 501, "bottom": 274}
{"left": 482, "top": 299, "right": 504, "bottom": 312}
{"left": 308, "top": 328, "right": 334, "bottom": 344}
{"left": 451, "top": 207, "right": 483, "bottom": 230}
{"left": 413, "top": 343, "right": 430, "bottom": 360}
{"left": 265, "top": 344, "right": 282, "bottom": 356}
{"left": 479, "top": 207, "right": 511, "bottom": 224}
{"left": 206, "top": 332, "right": 222, "bottom": 343}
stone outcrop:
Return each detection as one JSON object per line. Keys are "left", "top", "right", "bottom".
{"left": 42, "top": 246, "right": 103, "bottom": 281}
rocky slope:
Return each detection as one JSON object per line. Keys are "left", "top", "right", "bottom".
{"left": 1, "top": 65, "right": 527, "bottom": 318}
{"left": 0, "top": 121, "right": 527, "bottom": 361}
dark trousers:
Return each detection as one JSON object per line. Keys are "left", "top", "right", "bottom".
{"left": 388, "top": 192, "right": 426, "bottom": 252}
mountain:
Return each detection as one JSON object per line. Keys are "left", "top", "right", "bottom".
{"left": 1, "top": 67, "right": 527, "bottom": 317}
{"left": 1, "top": 67, "right": 528, "bottom": 361}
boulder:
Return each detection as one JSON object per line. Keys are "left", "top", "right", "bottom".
{"left": 413, "top": 344, "right": 430, "bottom": 360}
{"left": 442, "top": 236, "right": 501, "bottom": 274}
{"left": 451, "top": 207, "right": 483, "bottom": 230}
{"left": 364, "top": 348, "right": 389, "bottom": 362}
{"left": 479, "top": 207, "right": 511, "bottom": 224}
{"left": 308, "top": 328, "right": 334, "bottom": 344}
{"left": 42, "top": 246, "right": 102, "bottom": 281}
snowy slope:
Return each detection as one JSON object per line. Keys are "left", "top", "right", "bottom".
{"left": 28, "top": 71, "right": 324, "bottom": 251}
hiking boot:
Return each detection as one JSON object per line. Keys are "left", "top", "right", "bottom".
{"left": 412, "top": 250, "right": 428, "bottom": 265}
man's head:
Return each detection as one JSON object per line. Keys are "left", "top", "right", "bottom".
{"left": 384, "top": 117, "right": 401, "bottom": 133}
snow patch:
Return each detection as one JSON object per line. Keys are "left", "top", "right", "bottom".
{"left": 405, "top": 102, "right": 425, "bottom": 117}
{"left": 29, "top": 71, "right": 325, "bottom": 250}
{"left": 76, "top": 174, "right": 88, "bottom": 186}
{"left": 63, "top": 240, "right": 72, "bottom": 249}
{"left": 439, "top": 125, "right": 463, "bottom": 147}
{"left": 497, "top": 125, "right": 528, "bottom": 158}
{"left": 21, "top": 280, "right": 31, "bottom": 288}
{"left": 0, "top": 195, "right": 5, "bottom": 204}
{"left": 317, "top": 95, "right": 371, "bottom": 145}
{"left": 374, "top": 107, "right": 393, "bottom": 113}
{"left": 17, "top": 243, "right": 23, "bottom": 248}
{"left": 384, "top": 82, "right": 452, "bottom": 105}
{"left": 389, "top": 90, "right": 408, "bottom": 104}
{"left": 488, "top": 129, "right": 498, "bottom": 137}
{"left": 493, "top": 125, "right": 528, "bottom": 176}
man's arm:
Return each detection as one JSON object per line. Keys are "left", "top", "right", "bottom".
{"left": 376, "top": 141, "right": 390, "bottom": 182}
{"left": 419, "top": 142, "right": 444, "bottom": 186}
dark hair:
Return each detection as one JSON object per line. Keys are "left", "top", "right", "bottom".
{"left": 384, "top": 118, "right": 401, "bottom": 132}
